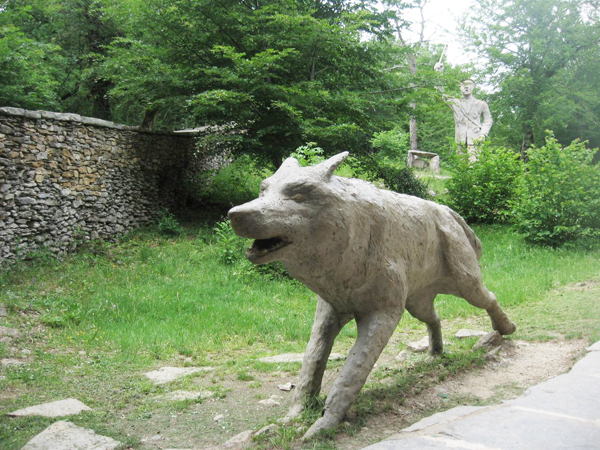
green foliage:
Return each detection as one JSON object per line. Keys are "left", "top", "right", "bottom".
{"left": 212, "top": 219, "right": 290, "bottom": 279}
{"left": 375, "top": 164, "right": 430, "bottom": 199}
{"left": 514, "top": 134, "right": 600, "bottom": 246}
{"left": 350, "top": 155, "right": 430, "bottom": 199}
{"left": 446, "top": 145, "right": 523, "bottom": 223}
{"left": 195, "top": 155, "right": 264, "bottom": 208}
{"left": 464, "top": 0, "right": 600, "bottom": 149}
{"left": 0, "top": 0, "right": 120, "bottom": 117}
{"left": 370, "top": 127, "right": 409, "bottom": 159}
{"left": 0, "top": 24, "right": 61, "bottom": 109}
{"left": 213, "top": 220, "right": 248, "bottom": 265}
{"left": 289, "top": 142, "right": 326, "bottom": 166}
{"left": 157, "top": 210, "right": 184, "bottom": 236}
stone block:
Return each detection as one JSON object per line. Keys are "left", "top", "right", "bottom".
{"left": 20, "top": 421, "right": 121, "bottom": 450}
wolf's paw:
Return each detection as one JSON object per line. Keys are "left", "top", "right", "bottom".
{"left": 278, "top": 404, "right": 304, "bottom": 425}
{"left": 494, "top": 319, "right": 516, "bottom": 336}
{"left": 301, "top": 416, "right": 340, "bottom": 441}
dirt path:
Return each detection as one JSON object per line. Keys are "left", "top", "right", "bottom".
{"left": 333, "top": 337, "right": 587, "bottom": 449}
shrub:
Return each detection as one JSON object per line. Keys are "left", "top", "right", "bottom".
{"left": 212, "top": 220, "right": 291, "bottom": 279}
{"left": 375, "top": 164, "right": 430, "bottom": 199}
{"left": 213, "top": 220, "right": 247, "bottom": 265}
{"left": 290, "top": 142, "right": 326, "bottom": 166}
{"left": 370, "top": 128, "right": 410, "bottom": 160}
{"left": 157, "top": 210, "right": 184, "bottom": 236}
{"left": 446, "top": 145, "right": 523, "bottom": 223}
{"left": 514, "top": 134, "right": 600, "bottom": 246}
{"left": 195, "top": 155, "right": 264, "bottom": 208}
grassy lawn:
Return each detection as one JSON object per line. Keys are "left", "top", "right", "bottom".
{"left": 1, "top": 221, "right": 599, "bottom": 449}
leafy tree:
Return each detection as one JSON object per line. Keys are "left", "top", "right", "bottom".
{"left": 0, "top": 0, "right": 121, "bottom": 117}
{"left": 462, "top": 0, "right": 600, "bottom": 152}
{"left": 101, "top": 0, "right": 407, "bottom": 167}
{"left": 0, "top": 24, "right": 61, "bottom": 109}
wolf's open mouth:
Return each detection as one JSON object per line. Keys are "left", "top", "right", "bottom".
{"left": 248, "top": 237, "right": 290, "bottom": 257}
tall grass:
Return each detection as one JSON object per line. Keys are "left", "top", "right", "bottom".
{"left": 433, "top": 224, "right": 600, "bottom": 320}
{"left": 2, "top": 224, "right": 598, "bottom": 360}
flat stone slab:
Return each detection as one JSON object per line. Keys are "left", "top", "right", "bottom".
{"left": 7, "top": 399, "right": 92, "bottom": 418}
{"left": 1, "top": 358, "right": 25, "bottom": 367}
{"left": 0, "top": 326, "right": 19, "bottom": 338}
{"left": 586, "top": 340, "right": 600, "bottom": 352}
{"left": 569, "top": 350, "right": 600, "bottom": 377}
{"left": 440, "top": 406, "right": 600, "bottom": 449}
{"left": 363, "top": 435, "right": 482, "bottom": 450}
{"left": 401, "top": 405, "right": 485, "bottom": 433}
{"left": 508, "top": 372, "right": 600, "bottom": 421}
{"left": 159, "top": 390, "right": 213, "bottom": 401}
{"left": 454, "top": 329, "right": 487, "bottom": 338}
{"left": 259, "top": 353, "right": 345, "bottom": 363}
{"left": 144, "top": 366, "right": 214, "bottom": 384}
{"left": 21, "top": 421, "right": 121, "bottom": 450}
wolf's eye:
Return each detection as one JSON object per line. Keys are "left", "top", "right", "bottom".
{"left": 290, "top": 194, "right": 306, "bottom": 203}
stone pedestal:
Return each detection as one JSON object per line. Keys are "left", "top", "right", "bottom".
{"left": 407, "top": 150, "right": 441, "bottom": 173}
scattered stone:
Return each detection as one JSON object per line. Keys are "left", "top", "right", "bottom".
{"left": 278, "top": 382, "right": 295, "bottom": 391}
{"left": 253, "top": 424, "right": 278, "bottom": 438}
{"left": 214, "top": 414, "right": 225, "bottom": 422}
{"left": 258, "top": 395, "right": 282, "bottom": 407}
{"left": 473, "top": 331, "right": 503, "bottom": 351}
{"left": 0, "top": 326, "right": 19, "bottom": 339}
{"left": 484, "top": 345, "right": 502, "bottom": 361}
{"left": 144, "top": 366, "right": 214, "bottom": 384}
{"left": 407, "top": 337, "right": 430, "bottom": 353}
{"left": 20, "top": 421, "right": 121, "bottom": 450}
{"left": 395, "top": 350, "right": 409, "bottom": 361}
{"left": 0, "top": 304, "right": 6, "bottom": 317}
{"left": 455, "top": 329, "right": 487, "bottom": 339}
{"left": 141, "top": 434, "right": 164, "bottom": 443}
{"left": 223, "top": 430, "right": 254, "bottom": 448}
{"left": 7, "top": 399, "right": 92, "bottom": 418}
{"left": 160, "top": 390, "right": 213, "bottom": 401}
{"left": 259, "top": 353, "right": 345, "bottom": 363}
{"left": 78, "top": 351, "right": 86, "bottom": 356}
{"left": 1, "top": 358, "right": 25, "bottom": 367}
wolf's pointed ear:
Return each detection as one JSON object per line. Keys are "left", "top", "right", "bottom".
{"left": 278, "top": 157, "right": 301, "bottom": 172}
{"left": 317, "top": 151, "right": 349, "bottom": 180}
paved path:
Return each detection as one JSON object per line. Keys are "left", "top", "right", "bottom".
{"left": 363, "top": 341, "right": 600, "bottom": 450}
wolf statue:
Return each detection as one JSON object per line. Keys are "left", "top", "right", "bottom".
{"left": 228, "top": 152, "right": 515, "bottom": 439}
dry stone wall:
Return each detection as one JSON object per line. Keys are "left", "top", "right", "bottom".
{"left": 0, "top": 107, "right": 210, "bottom": 266}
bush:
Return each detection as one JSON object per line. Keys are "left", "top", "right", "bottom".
{"left": 212, "top": 220, "right": 290, "bottom": 279}
{"left": 195, "top": 155, "right": 264, "bottom": 208}
{"left": 514, "top": 134, "right": 600, "bottom": 246}
{"left": 446, "top": 145, "right": 523, "bottom": 223}
{"left": 157, "top": 210, "right": 184, "bottom": 236}
{"left": 371, "top": 128, "right": 410, "bottom": 160}
{"left": 349, "top": 155, "right": 430, "bottom": 199}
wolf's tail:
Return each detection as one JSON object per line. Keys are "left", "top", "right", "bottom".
{"left": 448, "top": 209, "right": 482, "bottom": 260}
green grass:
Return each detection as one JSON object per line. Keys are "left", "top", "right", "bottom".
{"left": 1, "top": 222, "right": 599, "bottom": 449}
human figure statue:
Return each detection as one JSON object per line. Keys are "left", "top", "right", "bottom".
{"left": 448, "top": 79, "right": 493, "bottom": 150}
{"left": 434, "top": 56, "right": 493, "bottom": 160}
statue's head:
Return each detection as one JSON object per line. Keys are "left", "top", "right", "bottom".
{"left": 460, "top": 79, "right": 476, "bottom": 96}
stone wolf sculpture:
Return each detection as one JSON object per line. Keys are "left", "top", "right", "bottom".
{"left": 228, "top": 152, "right": 515, "bottom": 439}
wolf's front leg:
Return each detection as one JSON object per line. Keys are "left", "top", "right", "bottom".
{"left": 303, "top": 311, "right": 402, "bottom": 439}
{"left": 282, "top": 297, "right": 352, "bottom": 423}
{"left": 302, "top": 309, "right": 401, "bottom": 440}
